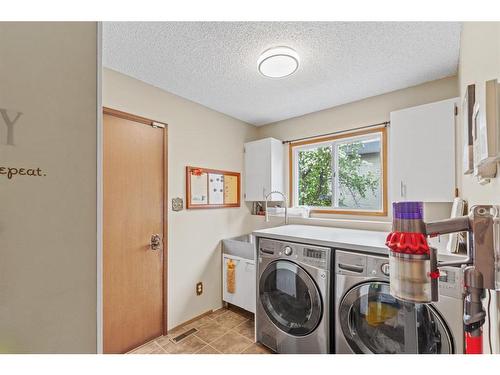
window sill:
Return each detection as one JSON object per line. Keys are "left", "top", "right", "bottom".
{"left": 255, "top": 212, "right": 391, "bottom": 232}
{"left": 309, "top": 208, "right": 387, "bottom": 217}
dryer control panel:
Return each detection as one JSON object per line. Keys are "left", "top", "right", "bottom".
{"left": 437, "top": 266, "right": 463, "bottom": 299}
{"left": 258, "top": 238, "right": 331, "bottom": 270}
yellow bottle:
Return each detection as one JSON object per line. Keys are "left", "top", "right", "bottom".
{"left": 227, "top": 259, "right": 236, "bottom": 294}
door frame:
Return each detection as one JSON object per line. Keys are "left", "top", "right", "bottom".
{"left": 99, "top": 106, "right": 169, "bottom": 352}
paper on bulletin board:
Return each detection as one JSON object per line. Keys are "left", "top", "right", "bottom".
{"left": 224, "top": 175, "right": 238, "bottom": 204}
{"left": 190, "top": 172, "right": 208, "bottom": 205}
{"left": 208, "top": 173, "right": 224, "bottom": 205}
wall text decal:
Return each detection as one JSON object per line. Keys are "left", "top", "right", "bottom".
{"left": 0, "top": 108, "right": 23, "bottom": 146}
{"left": 1, "top": 108, "right": 48, "bottom": 182}
{"left": 0, "top": 166, "right": 46, "bottom": 180}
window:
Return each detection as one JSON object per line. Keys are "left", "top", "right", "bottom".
{"left": 290, "top": 128, "right": 387, "bottom": 215}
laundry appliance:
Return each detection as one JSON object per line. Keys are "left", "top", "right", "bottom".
{"left": 256, "top": 238, "right": 333, "bottom": 353}
{"left": 335, "top": 250, "right": 463, "bottom": 354}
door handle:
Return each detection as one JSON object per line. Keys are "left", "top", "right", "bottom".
{"left": 150, "top": 234, "right": 162, "bottom": 251}
{"left": 260, "top": 248, "right": 274, "bottom": 255}
{"left": 338, "top": 263, "right": 364, "bottom": 273}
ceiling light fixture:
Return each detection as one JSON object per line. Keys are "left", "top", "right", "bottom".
{"left": 257, "top": 47, "right": 299, "bottom": 78}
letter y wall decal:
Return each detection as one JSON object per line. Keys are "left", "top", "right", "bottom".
{"left": 0, "top": 108, "right": 23, "bottom": 146}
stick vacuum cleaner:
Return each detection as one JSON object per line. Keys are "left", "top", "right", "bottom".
{"left": 386, "top": 201, "right": 499, "bottom": 354}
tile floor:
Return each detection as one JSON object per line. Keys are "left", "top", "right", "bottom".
{"left": 128, "top": 307, "right": 273, "bottom": 354}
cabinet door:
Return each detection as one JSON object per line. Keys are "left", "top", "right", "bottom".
{"left": 222, "top": 256, "right": 256, "bottom": 313}
{"left": 244, "top": 138, "right": 284, "bottom": 201}
{"left": 269, "top": 138, "right": 284, "bottom": 196}
{"left": 239, "top": 260, "right": 256, "bottom": 313}
{"left": 390, "top": 98, "right": 457, "bottom": 202}
{"left": 244, "top": 140, "right": 271, "bottom": 201}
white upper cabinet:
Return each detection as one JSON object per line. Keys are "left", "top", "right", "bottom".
{"left": 390, "top": 98, "right": 458, "bottom": 202}
{"left": 244, "top": 138, "right": 284, "bottom": 201}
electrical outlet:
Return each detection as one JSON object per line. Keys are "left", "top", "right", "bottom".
{"left": 196, "top": 282, "right": 203, "bottom": 296}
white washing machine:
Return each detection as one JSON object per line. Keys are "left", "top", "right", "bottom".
{"left": 256, "top": 238, "right": 333, "bottom": 354}
{"left": 335, "top": 250, "right": 464, "bottom": 354}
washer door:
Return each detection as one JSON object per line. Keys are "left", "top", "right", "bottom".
{"left": 259, "top": 260, "right": 322, "bottom": 336}
{"left": 339, "top": 281, "right": 453, "bottom": 354}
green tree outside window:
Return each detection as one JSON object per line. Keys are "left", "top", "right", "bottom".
{"left": 296, "top": 136, "right": 381, "bottom": 210}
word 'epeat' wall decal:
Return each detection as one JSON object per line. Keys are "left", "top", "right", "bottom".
{"left": 0, "top": 166, "right": 46, "bottom": 180}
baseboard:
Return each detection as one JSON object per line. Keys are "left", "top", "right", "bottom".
{"left": 167, "top": 310, "right": 213, "bottom": 334}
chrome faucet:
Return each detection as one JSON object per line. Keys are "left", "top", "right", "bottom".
{"left": 264, "top": 191, "right": 289, "bottom": 225}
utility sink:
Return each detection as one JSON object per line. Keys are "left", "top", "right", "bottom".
{"left": 222, "top": 234, "right": 255, "bottom": 260}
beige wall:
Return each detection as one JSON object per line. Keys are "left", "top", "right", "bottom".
{"left": 457, "top": 21, "right": 500, "bottom": 354}
{"left": 102, "top": 68, "right": 259, "bottom": 329}
{"left": 258, "top": 76, "right": 458, "bottom": 142}
{"left": 0, "top": 23, "right": 98, "bottom": 353}
{"left": 256, "top": 75, "right": 459, "bottom": 228}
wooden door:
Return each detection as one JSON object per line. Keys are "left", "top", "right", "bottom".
{"left": 103, "top": 108, "right": 167, "bottom": 354}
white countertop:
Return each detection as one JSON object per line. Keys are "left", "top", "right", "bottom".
{"left": 253, "top": 224, "right": 389, "bottom": 255}
{"left": 252, "top": 224, "right": 468, "bottom": 262}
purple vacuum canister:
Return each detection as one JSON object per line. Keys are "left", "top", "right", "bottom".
{"left": 391, "top": 201, "right": 426, "bottom": 234}
{"left": 393, "top": 201, "right": 424, "bottom": 220}
{"left": 387, "top": 201, "right": 438, "bottom": 303}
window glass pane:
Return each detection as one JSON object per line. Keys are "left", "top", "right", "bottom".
{"left": 337, "top": 135, "right": 381, "bottom": 210}
{"left": 297, "top": 145, "right": 332, "bottom": 207}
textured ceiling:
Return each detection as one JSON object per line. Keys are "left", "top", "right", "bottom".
{"left": 103, "top": 22, "right": 461, "bottom": 126}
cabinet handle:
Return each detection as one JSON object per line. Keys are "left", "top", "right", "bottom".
{"left": 400, "top": 181, "right": 404, "bottom": 198}
{"left": 263, "top": 187, "right": 266, "bottom": 200}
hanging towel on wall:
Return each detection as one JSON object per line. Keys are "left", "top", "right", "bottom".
{"left": 227, "top": 259, "right": 236, "bottom": 294}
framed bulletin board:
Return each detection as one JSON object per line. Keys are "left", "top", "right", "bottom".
{"left": 186, "top": 166, "right": 241, "bottom": 209}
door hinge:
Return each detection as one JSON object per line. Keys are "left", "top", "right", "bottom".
{"left": 152, "top": 121, "right": 165, "bottom": 129}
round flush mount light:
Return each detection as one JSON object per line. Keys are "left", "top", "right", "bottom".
{"left": 257, "top": 46, "right": 299, "bottom": 78}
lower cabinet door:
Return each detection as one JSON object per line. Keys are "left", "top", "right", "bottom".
{"left": 239, "top": 260, "right": 256, "bottom": 313}
{"left": 222, "top": 255, "right": 256, "bottom": 313}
